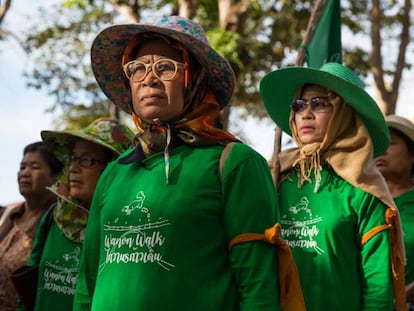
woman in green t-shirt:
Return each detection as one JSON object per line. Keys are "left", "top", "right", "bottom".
{"left": 18, "top": 118, "right": 134, "bottom": 311}
{"left": 375, "top": 114, "right": 414, "bottom": 308}
{"left": 260, "top": 62, "right": 406, "bottom": 311}
{"left": 73, "top": 15, "right": 285, "bottom": 311}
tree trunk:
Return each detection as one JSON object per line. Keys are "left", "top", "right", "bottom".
{"left": 179, "top": 0, "right": 196, "bottom": 18}
{"left": 370, "top": 0, "right": 411, "bottom": 115}
{"left": 217, "top": 0, "right": 250, "bottom": 130}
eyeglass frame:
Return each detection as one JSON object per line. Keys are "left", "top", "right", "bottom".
{"left": 123, "top": 58, "right": 187, "bottom": 82}
{"left": 290, "top": 96, "right": 333, "bottom": 114}
{"left": 64, "top": 155, "right": 107, "bottom": 168}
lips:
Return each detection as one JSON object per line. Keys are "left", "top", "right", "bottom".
{"left": 374, "top": 159, "right": 387, "bottom": 167}
{"left": 300, "top": 126, "right": 315, "bottom": 133}
{"left": 142, "top": 93, "right": 163, "bottom": 100}
{"left": 18, "top": 179, "right": 31, "bottom": 187}
{"left": 70, "top": 179, "right": 82, "bottom": 187}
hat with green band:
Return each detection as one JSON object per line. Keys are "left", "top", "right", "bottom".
{"left": 259, "top": 62, "right": 389, "bottom": 157}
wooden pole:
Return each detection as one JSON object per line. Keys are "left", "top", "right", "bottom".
{"left": 270, "top": 0, "right": 327, "bottom": 190}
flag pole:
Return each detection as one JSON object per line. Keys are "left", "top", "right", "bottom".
{"left": 269, "top": 0, "right": 327, "bottom": 189}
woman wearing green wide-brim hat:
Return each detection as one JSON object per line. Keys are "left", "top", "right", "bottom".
{"left": 21, "top": 118, "right": 134, "bottom": 311}
{"left": 260, "top": 62, "right": 406, "bottom": 311}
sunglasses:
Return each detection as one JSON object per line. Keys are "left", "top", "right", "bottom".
{"left": 291, "top": 97, "right": 333, "bottom": 114}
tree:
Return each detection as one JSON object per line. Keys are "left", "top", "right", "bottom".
{"left": 370, "top": 0, "right": 411, "bottom": 115}
{"left": 1, "top": 0, "right": 413, "bottom": 132}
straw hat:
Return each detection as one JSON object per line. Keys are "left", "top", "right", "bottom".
{"left": 385, "top": 114, "right": 414, "bottom": 144}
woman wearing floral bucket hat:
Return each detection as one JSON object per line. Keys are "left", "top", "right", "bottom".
{"left": 375, "top": 114, "right": 414, "bottom": 309}
{"left": 13, "top": 118, "right": 134, "bottom": 311}
{"left": 72, "top": 16, "right": 287, "bottom": 311}
{"left": 260, "top": 62, "right": 406, "bottom": 311}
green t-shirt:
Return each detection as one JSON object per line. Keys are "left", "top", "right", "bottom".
{"left": 27, "top": 213, "right": 82, "bottom": 311}
{"left": 73, "top": 143, "right": 281, "bottom": 311}
{"left": 279, "top": 167, "right": 393, "bottom": 311}
{"left": 394, "top": 189, "right": 414, "bottom": 284}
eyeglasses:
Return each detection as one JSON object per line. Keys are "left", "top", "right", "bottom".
{"left": 64, "top": 155, "right": 106, "bottom": 168}
{"left": 291, "top": 97, "right": 333, "bottom": 114}
{"left": 123, "top": 58, "right": 186, "bottom": 82}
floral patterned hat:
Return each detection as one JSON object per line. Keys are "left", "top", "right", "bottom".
{"left": 40, "top": 118, "right": 135, "bottom": 161}
{"left": 90, "top": 15, "right": 235, "bottom": 114}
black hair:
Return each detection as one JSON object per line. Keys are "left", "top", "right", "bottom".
{"left": 23, "top": 142, "right": 64, "bottom": 175}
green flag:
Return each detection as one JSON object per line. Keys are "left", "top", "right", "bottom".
{"left": 307, "top": 0, "right": 342, "bottom": 68}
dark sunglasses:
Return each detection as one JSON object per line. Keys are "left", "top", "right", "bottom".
{"left": 291, "top": 97, "right": 333, "bottom": 114}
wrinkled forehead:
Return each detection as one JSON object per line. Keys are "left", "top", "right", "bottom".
{"left": 127, "top": 35, "right": 184, "bottom": 62}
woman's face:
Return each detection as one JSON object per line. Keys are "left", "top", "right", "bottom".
{"left": 128, "top": 38, "right": 186, "bottom": 123}
{"left": 18, "top": 151, "right": 57, "bottom": 200}
{"left": 293, "top": 85, "right": 334, "bottom": 144}
{"left": 375, "top": 130, "right": 414, "bottom": 180}
{"left": 69, "top": 139, "right": 109, "bottom": 207}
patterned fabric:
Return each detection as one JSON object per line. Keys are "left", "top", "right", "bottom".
{"left": 41, "top": 118, "right": 135, "bottom": 162}
{"left": 47, "top": 172, "right": 88, "bottom": 243}
{"left": 41, "top": 118, "right": 135, "bottom": 242}
{"left": 132, "top": 90, "right": 239, "bottom": 157}
{"left": 90, "top": 16, "right": 235, "bottom": 113}
{"left": 0, "top": 203, "right": 49, "bottom": 311}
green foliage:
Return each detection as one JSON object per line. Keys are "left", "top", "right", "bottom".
{"left": 14, "top": 0, "right": 414, "bottom": 128}
{"left": 207, "top": 29, "right": 242, "bottom": 68}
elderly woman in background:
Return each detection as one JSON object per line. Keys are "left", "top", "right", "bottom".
{"left": 375, "top": 114, "right": 414, "bottom": 309}
{"left": 13, "top": 118, "right": 134, "bottom": 311}
{"left": 0, "top": 141, "right": 63, "bottom": 310}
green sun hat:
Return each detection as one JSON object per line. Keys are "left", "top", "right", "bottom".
{"left": 41, "top": 118, "right": 135, "bottom": 161}
{"left": 259, "top": 62, "right": 389, "bottom": 157}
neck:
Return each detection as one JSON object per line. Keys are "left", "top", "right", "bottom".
{"left": 385, "top": 178, "right": 414, "bottom": 198}
{"left": 24, "top": 194, "right": 55, "bottom": 213}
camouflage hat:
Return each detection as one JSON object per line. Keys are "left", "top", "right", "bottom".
{"left": 41, "top": 118, "right": 135, "bottom": 160}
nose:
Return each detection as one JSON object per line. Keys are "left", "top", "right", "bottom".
{"left": 18, "top": 167, "right": 30, "bottom": 177}
{"left": 69, "top": 161, "right": 81, "bottom": 173}
{"left": 301, "top": 105, "right": 314, "bottom": 119}
{"left": 142, "top": 67, "right": 159, "bottom": 86}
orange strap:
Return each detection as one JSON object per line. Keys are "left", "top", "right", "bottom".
{"left": 361, "top": 224, "right": 391, "bottom": 245}
{"left": 229, "top": 223, "right": 306, "bottom": 311}
{"left": 361, "top": 208, "right": 406, "bottom": 311}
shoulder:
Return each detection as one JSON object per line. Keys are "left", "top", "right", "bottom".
{"left": 221, "top": 142, "right": 271, "bottom": 177}
{"left": 226, "top": 142, "right": 266, "bottom": 161}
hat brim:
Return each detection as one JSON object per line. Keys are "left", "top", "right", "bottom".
{"left": 260, "top": 66, "right": 389, "bottom": 157}
{"left": 386, "top": 116, "right": 414, "bottom": 144}
{"left": 41, "top": 130, "right": 121, "bottom": 157}
{"left": 91, "top": 23, "right": 235, "bottom": 114}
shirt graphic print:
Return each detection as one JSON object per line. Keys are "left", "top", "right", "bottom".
{"left": 281, "top": 196, "right": 324, "bottom": 255}
{"left": 101, "top": 190, "right": 175, "bottom": 273}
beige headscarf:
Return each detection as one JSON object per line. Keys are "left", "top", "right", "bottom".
{"left": 279, "top": 91, "right": 406, "bottom": 309}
